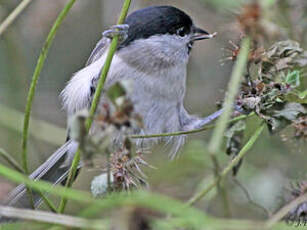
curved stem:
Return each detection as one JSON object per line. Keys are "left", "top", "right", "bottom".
{"left": 130, "top": 113, "right": 254, "bottom": 139}
{"left": 21, "top": 0, "right": 77, "bottom": 208}
{"left": 58, "top": 0, "right": 132, "bottom": 213}
{"left": 187, "top": 123, "right": 265, "bottom": 206}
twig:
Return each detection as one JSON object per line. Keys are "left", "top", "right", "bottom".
{"left": 0, "top": 0, "right": 33, "bottom": 36}
{"left": 21, "top": 0, "right": 77, "bottom": 209}
{"left": 187, "top": 123, "right": 265, "bottom": 206}
{"left": 130, "top": 113, "right": 254, "bottom": 139}
{"left": 232, "top": 177, "right": 271, "bottom": 217}
{"left": 58, "top": 0, "right": 132, "bottom": 213}
{"left": 265, "top": 192, "right": 307, "bottom": 228}
{"left": 0, "top": 148, "right": 24, "bottom": 173}
{"left": 0, "top": 205, "right": 107, "bottom": 229}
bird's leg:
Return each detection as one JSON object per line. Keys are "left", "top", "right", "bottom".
{"left": 182, "top": 109, "right": 223, "bottom": 131}
{"left": 181, "top": 104, "right": 249, "bottom": 131}
{"left": 193, "top": 109, "right": 224, "bottom": 129}
{"left": 102, "top": 24, "right": 129, "bottom": 42}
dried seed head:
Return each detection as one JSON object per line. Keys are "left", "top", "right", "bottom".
{"left": 237, "top": 2, "right": 261, "bottom": 35}
{"left": 283, "top": 181, "right": 307, "bottom": 223}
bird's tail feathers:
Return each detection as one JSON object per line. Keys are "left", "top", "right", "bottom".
{"left": 1, "top": 140, "right": 75, "bottom": 213}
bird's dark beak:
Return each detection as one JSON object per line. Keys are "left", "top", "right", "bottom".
{"left": 191, "top": 26, "right": 217, "bottom": 41}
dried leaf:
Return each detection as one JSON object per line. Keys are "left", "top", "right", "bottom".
{"left": 266, "top": 40, "right": 303, "bottom": 59}
{"left": 274, "top": 103, "right": 306, "bottom": 121}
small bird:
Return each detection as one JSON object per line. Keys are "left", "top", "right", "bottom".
{"left": 1, "top": 5, "right": 221, "bottom": 215}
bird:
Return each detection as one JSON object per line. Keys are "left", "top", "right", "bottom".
{"left": 1, "top": 5, "right": 222, "bottom": 216}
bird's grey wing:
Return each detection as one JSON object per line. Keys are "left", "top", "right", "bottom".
{"left": 85, "top": 37, "right": 109, "bottom": 66}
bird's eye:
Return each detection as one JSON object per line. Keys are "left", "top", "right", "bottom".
{"left": 176, "top": 27, "right": 186, "bottom": 37}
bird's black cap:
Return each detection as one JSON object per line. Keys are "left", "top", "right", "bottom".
{"left": 119, "top": 6, "right": 194, "bottom": 48}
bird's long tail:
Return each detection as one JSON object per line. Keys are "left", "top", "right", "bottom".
{"left": 0, "top": 140, "right": 77, "bottom": 222}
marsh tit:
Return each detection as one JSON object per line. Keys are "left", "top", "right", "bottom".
{"left": 1, "top": 5, "right": 221, "bottom": 214}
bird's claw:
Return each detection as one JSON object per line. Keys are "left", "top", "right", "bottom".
{"left": 102, "top": 24, "right": 129, "bottom": 42}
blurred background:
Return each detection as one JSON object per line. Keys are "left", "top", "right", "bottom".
{"left": 0, "top": 0, "right": 306, "bottom": 220}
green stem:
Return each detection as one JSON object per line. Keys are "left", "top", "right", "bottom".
{"left": 21, "top": 0, "right": 76, "bottom": 208}
{"left": 0, "top": 148, "right": 24, "bottom": 173}
{"left": 208, "top": 38, "right": 250, "bottom": 155}
{"left": 187, "top": 123, "right": 265, "bottom": 206}
{"left": 206, "top": 37, "right": 250, "bottom": 216}
{"left": 38, "top": 190, "right": 58, "bottom": 213}
{"left": 0, "top": 0, "right": 33, "bottom": 36}
{"left": 0, "top": 162, "right": 208, "bottom": 226}
{"left": 130, "top": 113, "right": 254, "bottom": 139}
{"left": 58, "top": 0, "right": 132, "bottom": 213}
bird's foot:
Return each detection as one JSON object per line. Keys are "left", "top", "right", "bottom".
{"left": 102, "top": 24, "right": 129, "bottom": 42}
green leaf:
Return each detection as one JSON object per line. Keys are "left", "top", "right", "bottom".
{"left": 107, "top": 82, "right": 126, "bottom": 105}
{"left": 285, "top": 70, "right": 300, "bottom": 87}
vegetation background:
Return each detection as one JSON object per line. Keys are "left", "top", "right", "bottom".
{"left": 0, "top": 0, "right": 306, "bottom": 229}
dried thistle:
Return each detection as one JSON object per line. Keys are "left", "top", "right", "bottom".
{"left": 84, "top": 82, "right": 155, "bottom": 196}
{"left": 235, "top": 2, "right": 282, "bottom": 44}
{"left": 221, "top": 39, "right": 264, "bottom": 64}
{"left": 111, "top": 137, "right": 151, "bottom": 191}
{"left": 234, "top": 40, "right": 307, "bottom": 134}
{"left": 237, "top": 2, "right": 262, "bottom": 38}
{"left": 283, "top": 180, "right": 307, "bottom": 224}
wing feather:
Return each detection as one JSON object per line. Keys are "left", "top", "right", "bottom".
{"left": 85, "top": 37, "right": 110, "bottom": 66}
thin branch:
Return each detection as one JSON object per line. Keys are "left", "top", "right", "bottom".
{"left": 21, "top": 0, "right": 77, "bottom": 209}
{"left": 187, "top": 123, "right": 265, "bottom": 206}
{"left": 0, "top": 0, "right": 33, "bottom": 36}
{"left": 130, "top": 113, "right": 255, "bottom": 139}
{"left": 0, "top": 148, "right": 24, "bottom": 173}
{"left": 232, "top": 177, "right": 271, "bottom": 217}
{"left": 0, "top": 205, "right": 107, "bottom": 229}
{"left": 58, "top": 0, "right": 132, "bottom": 213}
{"left": 265, "top": 193, "right": 307, "bottom": 228}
